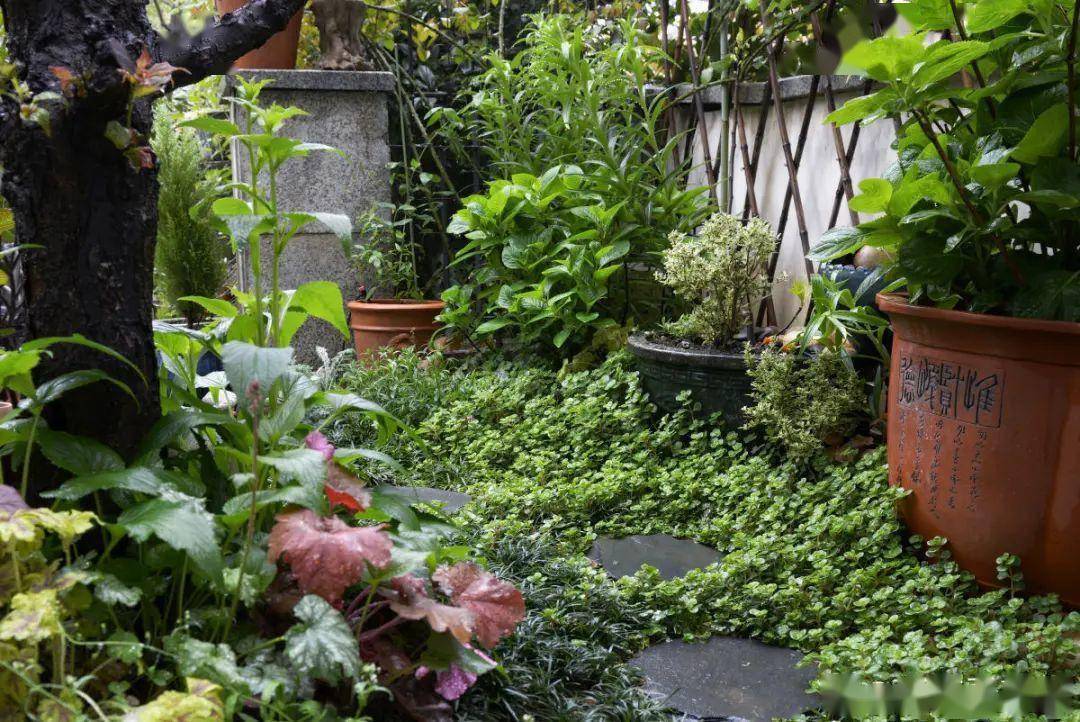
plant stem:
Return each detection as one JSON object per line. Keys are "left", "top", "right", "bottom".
{"left": 357, "top": 615, "right": 407, "bottom": 643}
{"left": 1068, "top": 0, "right": 1080, "bottom": 159}
{"left": 914, "top": 111, "right": 1025, "bottom": 287}
{"left": 20, "top": 412, "right": 40, "bottom": 499}
{"left": 223, "top": 410, "right": 261, "bottom": 641}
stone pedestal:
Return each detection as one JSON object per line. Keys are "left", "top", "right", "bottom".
{"left": 229, "top": 70, "right": 394, "bottom": 363}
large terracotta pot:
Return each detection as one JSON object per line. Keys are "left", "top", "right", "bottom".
{"left": 215, "top": 0, "right": 303, "bottom": 70}
{"left": 347, "top": 299, "right": 444, "bottom": 356}
{"left": 877, "top": 292, "right": 1080, "bottom": 605}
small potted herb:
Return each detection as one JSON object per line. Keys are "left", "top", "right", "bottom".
{"left": 628, "top": 212, "right": 778, "bottom": 423}
{"left": 347, "top": 208, "right": 445, "bottom": 356}
{"left": 815, "top": 0, "right": 1080, "bottom": 604}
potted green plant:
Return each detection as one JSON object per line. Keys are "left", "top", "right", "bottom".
{"left": 628, "top": 212, "right": 777, "bottom": 424}
{"left": 814, "top": 0, "right": 1080, "bottom": 604}
{"left": 347, "top": 207, "right": 445, "bottom": 356}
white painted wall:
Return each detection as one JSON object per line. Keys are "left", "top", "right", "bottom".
{"left": 677, "top": 81, "right": 896, "bottom": 329}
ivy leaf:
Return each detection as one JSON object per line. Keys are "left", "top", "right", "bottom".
{"left": 118, "top": 498, "right": 223, "bottom": 581}
{"left": 0, "top": 590, "right": 62, "bottom": 643}
{"left": 284, "top": 595, "right": 360, "bottom": 685}
{"left": 165, "top": 634, "right": 249, "bottom": 694}
{"left": 267, "top": 509, "right": 392, "bottom": 603}
{"left": 432, "top": 562, "right": 525, "bottom": 649}
{"left": 0, "top": 485, "right": 28, "bottom": 514}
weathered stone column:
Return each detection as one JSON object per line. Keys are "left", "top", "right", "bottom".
{"left": 230, "top": 69, "right": 394, "bottom": 362}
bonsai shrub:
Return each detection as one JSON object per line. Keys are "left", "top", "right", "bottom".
{"left": 814, "top": 0, "right": 1080, "bottom": 321}
{"left": 152, "top": 105, "right": 227, "bottom": 327}
{"left": 657, "top": 212, "right": 776, "bottom": 347}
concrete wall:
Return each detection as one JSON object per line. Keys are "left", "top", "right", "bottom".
{"left": 230, "top": 69, "right": 394, "bottom": 362}
{"left": 677, "top": 75, "right": 896, "bottom": 328}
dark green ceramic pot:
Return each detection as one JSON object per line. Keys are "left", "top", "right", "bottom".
{"left": 627, "top": 334, "right": 752, "bottom": 425}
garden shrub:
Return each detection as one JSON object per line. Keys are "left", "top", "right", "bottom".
{"left": 152, "top": 105, "right": 227, "bottom": 327}
{"left": 332, "top": 351, "right": 1080, "bottom": 691}
{"left": 434, "top": 15, "right": 710, "bottom": 352}
{"left": 742, "top": 346, "right": 868, "bottom": 463}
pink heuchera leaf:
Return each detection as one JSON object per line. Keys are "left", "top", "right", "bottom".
{"left": 434, "top": 664, "right": 477, "bottom": 701}
{"left": 432, "top": 562, "right": 525, "bottom": 648}
{"left": 267, "top": 509, "right": 391, "bottom": 604}
{"left": 305, "top": 431, "right": 335, "bottom": 461}
{"left": 385, "top": 574, "right": 475, "bottom": 645}
{"left": 325, "top": 463, "right": 372, "bottom": 512}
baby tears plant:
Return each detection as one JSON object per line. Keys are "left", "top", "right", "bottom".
{"left": 657, "top": 212, "right": 777, "bottom": 346}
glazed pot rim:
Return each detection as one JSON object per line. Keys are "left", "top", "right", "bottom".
{"left": 627, "top": 333, "right": 750, "bottom": 369}
{"left": 347, "top": 298, "right": 445, "bottom": 311}
{"left": 877, "top": 292, "right": 1080, "bottom": 336}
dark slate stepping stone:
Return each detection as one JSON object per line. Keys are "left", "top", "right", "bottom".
{"left": 631, "top": 637, "right": 818, "bottom": 721}
{"left": 379, "top": 486, "right": 472, "bottom": 513}
{"left": 588, "top": 534, "right": 722, "bottom": 580}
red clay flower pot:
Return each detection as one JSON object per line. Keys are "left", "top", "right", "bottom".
{"left": 877, "top": 293, "right": 1080, "bottom": 606}
{"left": 346, "top": 299, "right": 444, "bottom": 357}
{"left": 215, "top": 0, "right": 303, "bottom": 70}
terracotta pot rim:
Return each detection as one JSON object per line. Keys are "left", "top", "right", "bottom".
{"left": 877, "top": 292, "right": 1080, "bottom": 336}
{"left": 347, "top": 299, "right": 445, "bottom": 312}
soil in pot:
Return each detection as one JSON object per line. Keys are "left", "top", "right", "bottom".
{"left": 627, "top": 332, "right": 754, "bottom": 425}
{"left": 215, "top": 0, "right": 303, "bottom": 70}
{"left": 878, "top": 292, "right": 1080, "bottom": 606}
{"left": 347, "top": 298, "right": 444, "bottom": 357}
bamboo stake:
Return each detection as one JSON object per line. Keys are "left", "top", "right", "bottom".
{"left": 757, "top": 0, "right": 814, "bottom": 333}
{"left": 810, "top": 11, "right": 858, "bottom": 227}
{"left": 679, "top": 0, "right": 718, "bottom": 201}
{"left": 734, "top": 84, "right": 759, "bottom": 218}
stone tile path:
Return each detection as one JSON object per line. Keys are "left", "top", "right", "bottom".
{"left": 380, "top": 486, "right": 472, "bottom": 513}
{"left": 590, "top": 533, "right": 818, "bottom": 720}
{"left": 631, "top": 636, "right": 817, "bottom": 721}
{"left": 589, "top": 534, "right": 722, "bottom": 580}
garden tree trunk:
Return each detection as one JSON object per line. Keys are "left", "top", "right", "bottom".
{"left": 0, "top": 0, "right": 308, "bottom": 470}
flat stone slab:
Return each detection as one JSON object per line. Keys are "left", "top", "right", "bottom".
{"left": 631, "top": 637, "right": 818, "bottom": 721}
{"left": 589, "top": 534, "right": 722, "bottom": 580}
{"left": 381, "top": 486, "right": 472, "bottom": 513}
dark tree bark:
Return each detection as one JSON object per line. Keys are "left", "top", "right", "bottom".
{"left": 0, "top": 0, "right": 307, "bottom": 465}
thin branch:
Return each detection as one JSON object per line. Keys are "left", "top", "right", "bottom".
{"left": 161, "top": 0, "right": 309, "bottom": 87}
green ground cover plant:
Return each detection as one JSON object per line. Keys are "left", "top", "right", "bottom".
{"left": 329, "top": 350, "right": 1080, "bottom": 714}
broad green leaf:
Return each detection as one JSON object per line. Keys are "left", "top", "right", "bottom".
{"left": 28, "top": 369, "right": 135, "bottom": 407}
{"left": 290, "top": 281, "right": 348, "bottom": 340}
{"left": 1012, "top": 103, "right": 1069, "bottom": 163}
{"left": 420, "top": 631, "right": 498, "bottom": 676}
{"left": 474, "top": 317, "right": 514, "bottom": 335}
{"left": 134, "top": 410, "right": 239, "bottom": 465}
{"left": 118, "top": 498, "right": 223, "bottom": 580}
{"left": 178, "top": 296, "right": 237, "bottom": 318}
{"left": 36, "top": 429, "right": 124, "bottom": 477}
{"left": 284, "top": 595, "right": 360, "bottom": 684}
{"left": 969, "top": 162, "right": 1020, "bottom": 190}
{"left": 0, "top": 350, "right": 40, "bottom": 385}
{"left": 825, "top": 89, "right": 897, "bottom": 126}
{"left": 896, "top": 0, "right": 957, "bottom": 30}
{"left": 848, "top": 178, "right": 893, "bottom": 214}
{"left": 221, "top": 341, "right": 293, "bottom": 406}
{"left": 47, "top": 467, "right": 176, "bottom": 501}
{"left": 257, "top": 448, "right": 327, "bottom": 485}
{"left": 840, "top": 35, "right": 927, "bottom": 83}
{"left": 912, "top": 40, "right": 989, "bottom": 88}
{"left": 966, "top": 0, "right": 1031, "bottom": 33}
{"left": 808, "top": 226, "right": 870, "bottom": 261}
{"left": 180, "top": 116, "right": 240, "bottom": 136}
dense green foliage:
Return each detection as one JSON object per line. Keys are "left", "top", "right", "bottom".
{"left": 743, "top": 346, "right": 867, "bottom": 462}
{"left": 435, "top": 15, "right": 710, "bottom": 351}
{"left": 331, "top": 351, "right": 1080, "bottom": 703}
{"left": 152, "top": 107, "right": 228, "bottom": 326}
{"left": 816, "top": 0, "right": 1080, "bottom": 320}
